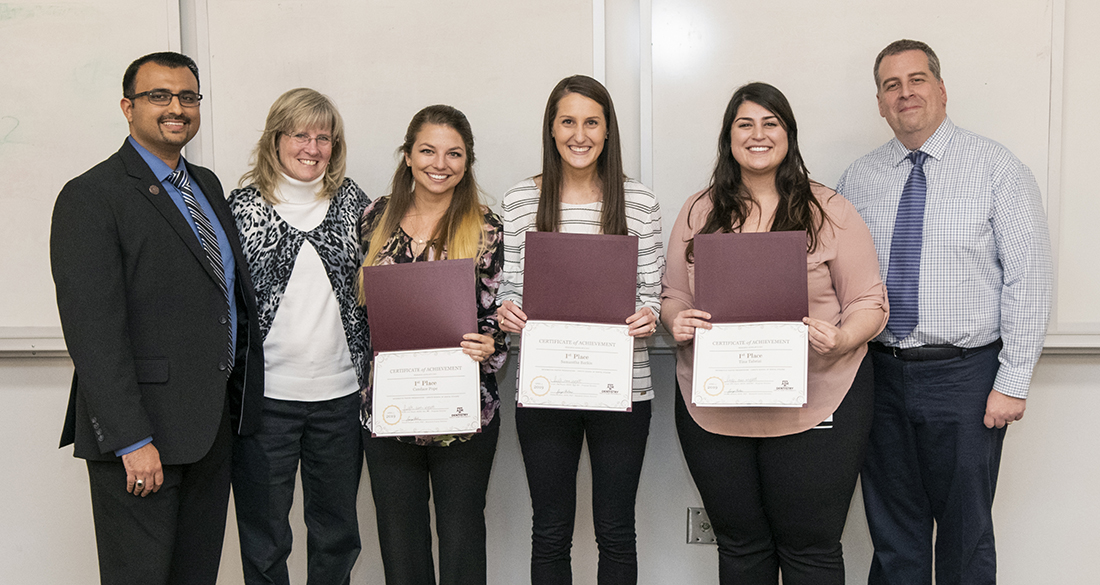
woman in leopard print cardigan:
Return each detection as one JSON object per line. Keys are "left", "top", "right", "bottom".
{"left": 227, "top": 88, "right": 369, "bottom": 585}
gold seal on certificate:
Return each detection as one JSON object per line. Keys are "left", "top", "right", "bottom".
{"left": 528, "top": 376, "right": 551, "bottom": 396}
{"left": 691, "top": 321, "right": 808, "bottom": 407}
{"left": 517, "top": 320, "right": 634, "bottom": 411}
{"left": 372, "top": 347, "right": 481, "bottom": 436}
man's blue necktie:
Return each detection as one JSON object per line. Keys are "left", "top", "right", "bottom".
{"left": 885, "top": 150, "right": 928, "bottom": 340}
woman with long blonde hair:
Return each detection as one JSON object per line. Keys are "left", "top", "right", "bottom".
{"left": 359, "top": 104, "right": 506, "bottom": 585}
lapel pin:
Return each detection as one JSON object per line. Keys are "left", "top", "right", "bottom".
{"left": 149, "top": 185, "right": 160, "bottom": 195}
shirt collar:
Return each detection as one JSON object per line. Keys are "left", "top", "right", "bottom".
{"left": 127, "top": 136, "right": 185, "bottom": 181}
{"left": 887, "top": 116, "right": 956, "bottom": 166}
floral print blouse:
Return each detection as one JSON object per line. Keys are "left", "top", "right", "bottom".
{"left": 358, "top": 196, "right": 508, "bottom": 447}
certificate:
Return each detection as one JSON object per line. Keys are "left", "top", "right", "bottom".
{"left": 517, "top": 320, "right": 634, "bottom": 411}
{"left": 691, "top": 321, "right": 808, "bottom": 407}
{"left": 372, "top": 347, "right": 481, "bottom": 437}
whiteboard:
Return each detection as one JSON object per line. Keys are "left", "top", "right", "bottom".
{"left": 1050, "top": 0, "right": 1100, "bottom": 338}
{"left": 0, "top": 0, "right": 593, "bottom": 346}
{"left": 2, "top": 0, "right": 1096, "bottom": 350}
{"left": 650, "top": 0, "right": 1050, "bottom": 211}
{"left": 0, "top": 0, "right": 179, "bottom": 330}
{"left": 648, "top": 0, "right": 1097, "bottom": 347}
{"left": 198, "top": 0, "right": 593, "bottom": 212}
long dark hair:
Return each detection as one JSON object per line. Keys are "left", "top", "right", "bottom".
{"left": 363, "top": 104, "right": 486, "bottom": 266}
{"left": 686, "top": 82, "right": 827, "bottom": 262}
{"left": 537, "top": 75, "right": 627, "bottom": 236}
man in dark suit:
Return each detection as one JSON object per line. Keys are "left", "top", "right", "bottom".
{"left": 50, "top": 51, "right": 263, "bottom": 585}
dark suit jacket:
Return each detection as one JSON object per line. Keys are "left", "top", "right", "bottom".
{"left": 51, "top": 139, "right": 264, "bottom": 464}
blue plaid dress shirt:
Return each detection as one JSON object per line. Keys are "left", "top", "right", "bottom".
{"left": 837, "top": 117, "right": 1052, "bottom": 398}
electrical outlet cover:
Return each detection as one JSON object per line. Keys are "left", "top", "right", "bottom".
{"left": 686, "top": 507, "right": 716, "bottom": 544}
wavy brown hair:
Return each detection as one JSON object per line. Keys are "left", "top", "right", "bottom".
{"left": 686, "top": 82, "right": 827, "bottom": 262}
{"left": 363, "top": 104, "right": 487, "bottom": 267}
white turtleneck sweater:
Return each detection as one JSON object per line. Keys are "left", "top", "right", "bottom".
{"left": 263, "top": 173, "right": 358, "bottom": 402}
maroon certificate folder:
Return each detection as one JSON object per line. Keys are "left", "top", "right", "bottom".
{"left": 361, "top": 258, "right": 477, "bottom": 353}
{"left": 522, "top": 231, "right": 638, "bottom": 325}
{"left": 693, "top": 231, "right": 808, "bottom": 322}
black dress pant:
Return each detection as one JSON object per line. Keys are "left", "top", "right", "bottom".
{"left": 86, "top": 402, "right": 233, "bottom": 585}
{"left": 363, "top": 415, "right": 500, "bottom": 585}
{"left": 515, "top": 401, "right": 651, "bottom": 585}
{"left": 232, "top": 393, "right": 363, "bottom": 585}
{"left": 675, "top": 354, "right": 874, "bottom": 585}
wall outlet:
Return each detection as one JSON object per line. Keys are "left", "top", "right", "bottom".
{"left": 686, "top": 507, "right": 716, "bottom": 544}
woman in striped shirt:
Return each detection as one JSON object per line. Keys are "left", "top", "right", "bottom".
{"left": 496, "top": 75, "right": 665, "bottom": 585}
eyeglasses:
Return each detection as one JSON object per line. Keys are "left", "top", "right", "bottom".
{"left": 286, "top": 132, "right": 334, "bottom": 148}
{"left": 127, "top": 90, "right": 203, "bottom": 107}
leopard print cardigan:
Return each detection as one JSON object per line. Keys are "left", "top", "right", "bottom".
{"left": 228, "top": 177, "right": 371, "bottom": 389}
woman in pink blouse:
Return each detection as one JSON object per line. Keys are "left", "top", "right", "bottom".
{"left": 660, "top": 82, "right": 888, "bottom": 585}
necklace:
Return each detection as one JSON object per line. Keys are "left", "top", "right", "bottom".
{"left": 404, "top": 220, "right": 435, "bottom": 245}
{"left": 404, "top": 208, "right": 443, "bottom": 245}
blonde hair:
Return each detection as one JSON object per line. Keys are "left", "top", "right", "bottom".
{"left": 239, "top": 88, "right": 347, "bottom": 204}
{"left": 363, "top": 105, "right": 488, "bottom": 267}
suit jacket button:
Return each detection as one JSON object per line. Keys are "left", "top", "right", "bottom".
{"left": 219, "top": 315, "right": 228, "bottom": 325}
{"left": 219, "top": 361, "right": 228, "bottom": 371}
{"left": 97, "top": 436, "right": 104, "bottom": 442}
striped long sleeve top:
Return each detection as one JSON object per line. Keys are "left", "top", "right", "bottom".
{"left": 498, "top": 177, "right": 665, "bottom": 400}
